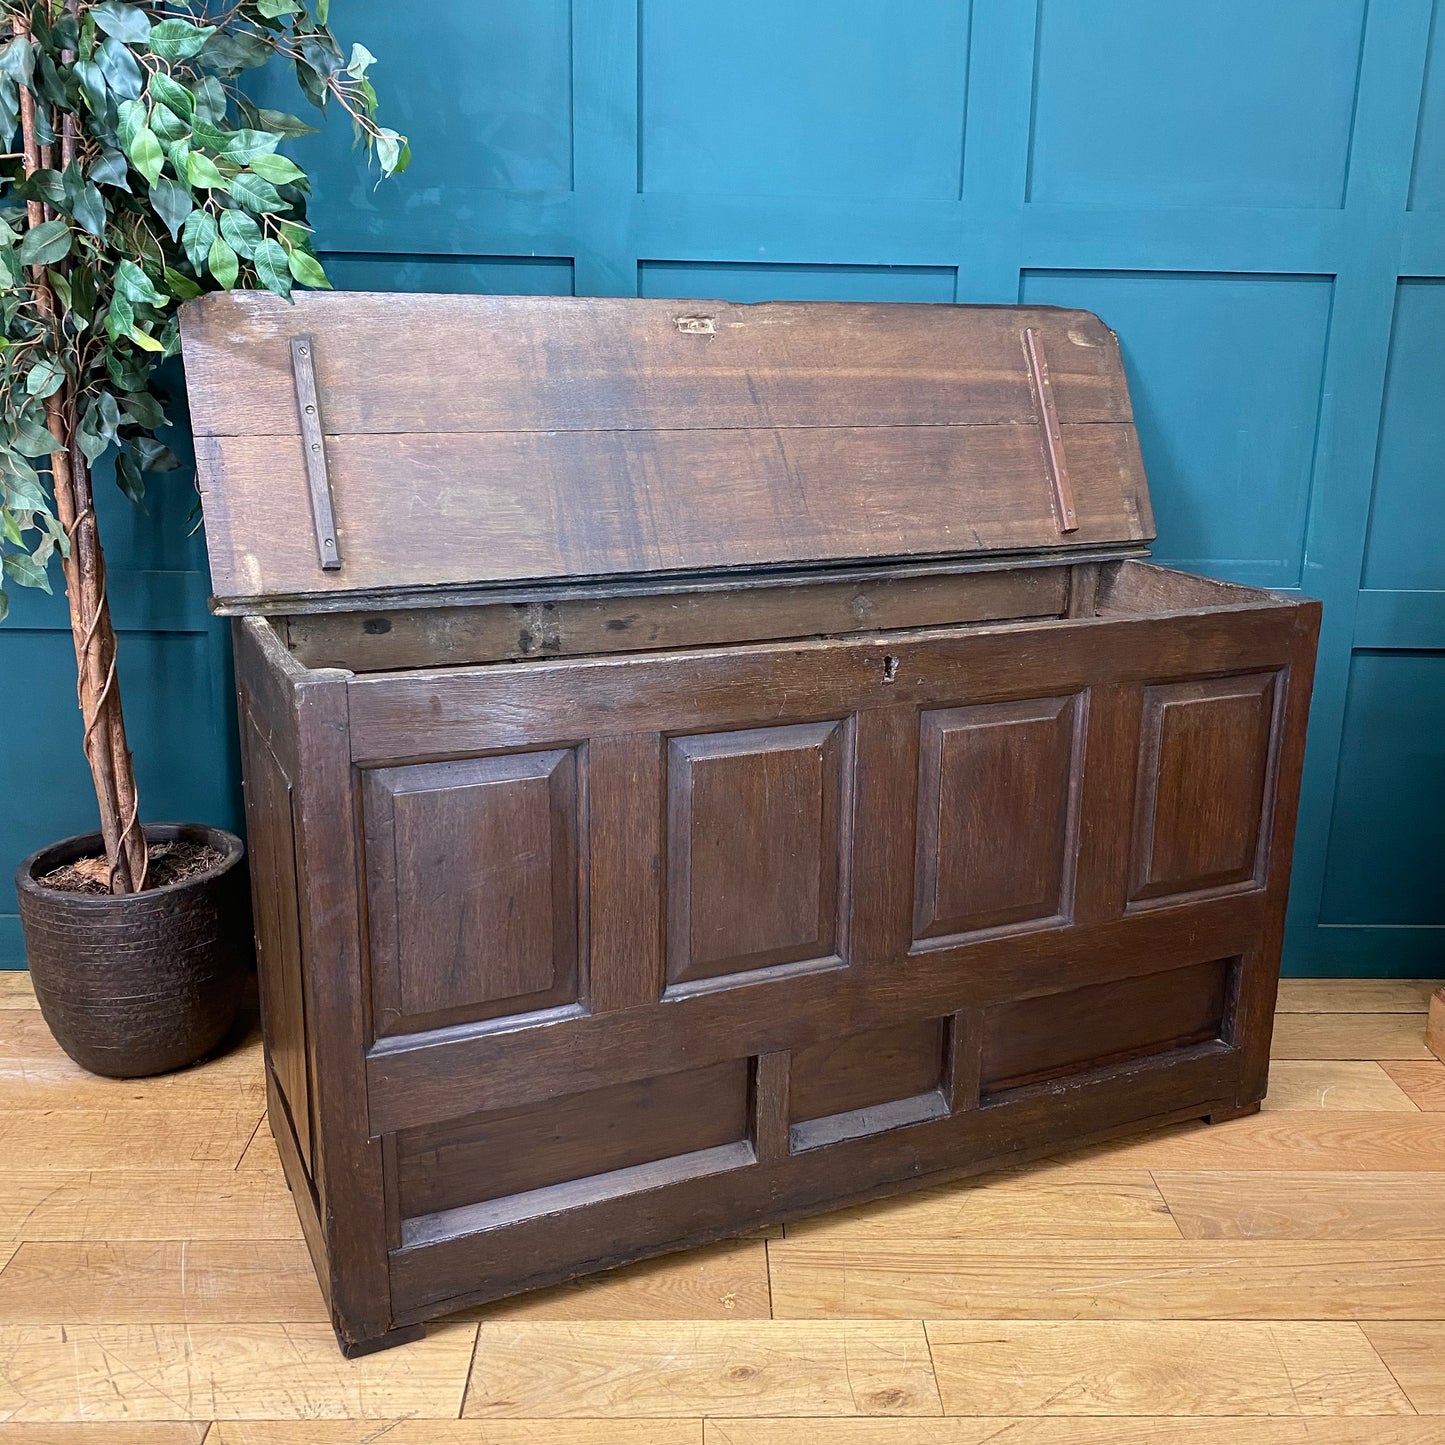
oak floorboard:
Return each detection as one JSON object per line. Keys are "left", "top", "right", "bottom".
{"left": 0, "top": 974, "right": 37, "bottom": 1009}
{"left": 211, "top": 1424, "right": 701, "bottom": 1444}
{"left": 0, "top": 1171, "right": 301, "bottom": 1245}
{"left": 1263, "top": 1060, "right": 1418, "bottom": 1112}
{"left": 781, "top": 1169, "right": 1179, "bottom": 1240}
{"left": 924, "top": 1320, "right": 1411, "bottom": 1416}
{"left": 237, "top": 1118, "right": 283, "bottom": 1174}
{"left": 1046, "top": 1111, "right": 1445, "bottom": 1171}
{"left": 1382, "top": 1060, "right": 1445, "bottom": 1111}
{"left": 0, "top": 1241, "right": 327, "bottom": 1324}
{"left": 1275, "top": 980, "right": 1440, "bottom": 1013}
{"left": 0, "top": 1323, "right": 476, "bottom": 1422}
{"left": 1363, "top": 1322, "right": 1445, "bottom": 1415}
{"left": 461, "top": 1322, "right": 942, "bottom": 1418}
{"left": 1156, "top": 1169, "right": 1445, "bottom": 1240}
{"left": 0, "top": 1428, "right": 208, "bottom": 1444}
{"left": 767, "top": 1238, "right": 1445, "bottom": 1319}
{"left": 452, "top": 1241, "right": 770, "bottom": 1321}
{"left": 1271, "top": 1014, "right": 1432, "bottom": 1061}
{"left": 705, "top": 1422, "right": 1445, "bottom": 1444}
{"left": 0, "top": 1109, "right": 262, "bottom": 1171}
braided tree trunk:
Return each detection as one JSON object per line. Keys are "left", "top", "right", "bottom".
{"left": 16, "top": 10, "right": 147, "bottom": 893}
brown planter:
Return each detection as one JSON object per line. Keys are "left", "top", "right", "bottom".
{"left": 16, "top": 823, "right": 251, "bottom": 1078}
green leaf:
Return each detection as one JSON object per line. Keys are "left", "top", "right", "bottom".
{"left": 119, "top": 390, "right": 168, "bottom": 429}
{"left": 0, "top": 589, "right": 10, "bottom": 624}
{"left": 148, "top": 72, "right": 195, "bottom": 119}
{"left": 128, "top": 327, "right": 164, "bottom": 353}
{"left": 286, "top": 248, "right": 330, "bottom": 289}
{"left": 187, "top": 151, "right": 228, "bottom": 190}
{"left": 69, "top": 182, "right": 107, "bottom": 239}
{"left": 105, "top": 292, "right": 135, "bottom": 344}
{"left": 148, "top": 19, "right": 217, "bottom": 63}
{"left": 246, "top": 152, "right": 306, "bottom": 186}
{"left": 11, "top": 404, "right": 58, "bottom": 458}
{"left": 91, "top": 1, "right": 151, "bottom": 45}
{"left": 317, "top": 0, "right": 330, "bottom": 23}
{"left": 181, "top": 208, "right": 217, "bottom": 271}
{"left": 193, "top": 76, "right": 227, "bottom": 124}
{"left": 206, "top": 235, "right": 239, "bottom": 289}
{"left": 2, "top": 553, "right": 51, "bottom": 593}
{"left": 252, "top": 239, "right": 292, "bottom": 297}
{"left": 25, "top": 358, "right": 65, "bottom": 399}
{"left": 219, "top": 208, "right": 261, "bottom": 259}
{"left": 25, "top": 169, "right": 67, "bottom": 208}
{"left": 161, "top": 266, "right": 202, "bottom": 302}
{"left": 228, "top": 172, "right": 284, "bottom": 214}
{"left": 149, "top": 104, "right": 190, "bottom": 145}
{"left": 74, "top": 59, "right": 108, "bottom": 113}
{"left": 375, "top": 128, "right": 408, "bottom": 177}
{"left": 97, "top": 35, "right": 143, "bottom": 101}
{"left": 255, "top": 107, "right": 317, "bottom": 138}
{"left": 115, "top": 450, "right": 144, "bottom": 504}
{"left": 17, "top": 220, "right": 71, "bottom": 267}
{"left": 128, "top": 127, "right": 164, "bottom": 187}
{"left": 116, "top": 98, "right": 146, "bottom": 153}
{"left": 150, "top": 176, "right": 192, "bottom": 239}
{"left": 201, "top": 30, "right": 272, "bottom": 74}
{"left": 218, "top": 129, "right": 279, "bottom": 165}
{"left": 0, "top": 35, "right": 36, "bottom": 87}
{"left": 115, "top": 259, "right": 167, "bottom": 307}
{"left": 90, "top": 148, "right": 130, "bottom": 192}
{"left": 2, "top": 512, "right": 24, "bottom": 546}
{"left": 129, "top": 436, "right": 179, "bottom": 472}
{"left": 257, "top": 0, "right": 303, "bottom": 15}
{"left": 346, "top": 43, "right": 377, "bottom": 79}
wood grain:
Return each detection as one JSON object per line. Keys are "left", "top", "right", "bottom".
{"left": 767, "top": 1238, "right": 1445, "bottom": 1318}
{"left": 210, "top": 1426, "right": 697, "bottom": 1444}
{"left": 0, "top": 1322, "right": 476, "bottom": 1421}
{"left": 705, "top": 1423, "right": 1445, "bottom": 1445}
{"left": 0, "top": 1241, "right": 327, "bottom": 1323}
{"left": 1155, "top": 1170, "right": 1445, "bottom": 1239}
{"left": 924, "top": 1320, "right": 1410, "bottom": 1416}
{"left": 0, "top": 1109, "right": 262, "bottom": 1171}
{"left": 461, "top": 1322, "right": 941, "bottom": 1418}
{"left": 0, "top": 1428, "right": 207, "bottom": 1444}
{"left": 1271, "top": 1013, "right": 1433, "bottom": 1060}
{"left": 0, "top": 1171, "right": 299, "bottom": 1245}
{"left": 450, "top": 1241, "right": 770, "bottom": 1321}
{"left": 1275, "top": 979, "right": 1439, "bottom": 1013}
{"left": 0, "top": 974, "right": 36, "bottom": 1008}
{"left": 1361, "top": 1322, "right": 1445, "bottom": 1415}
{"left": 1264, "top": 1060, "right": 1418, "bottom": 1112}
{"left": 1382, "top": 1060, "right": 1445, "bottom": 1110}
{"left": 782, "top": 1169, "right": 1180, "bottom": 1240}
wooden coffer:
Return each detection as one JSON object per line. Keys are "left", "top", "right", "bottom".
{"left": 181, "top": 293, "right": 1320, "bottom": 1354}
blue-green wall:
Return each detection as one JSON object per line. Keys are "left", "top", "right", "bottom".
{"left": 4, "top": 0, "right": 1442, "bottom": 977}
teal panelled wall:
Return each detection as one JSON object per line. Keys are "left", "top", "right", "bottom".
{"left": 3, "top": 0, "right": 1443, "bottom": 976}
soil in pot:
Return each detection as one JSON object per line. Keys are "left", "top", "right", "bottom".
{"left": 16, "top": 823, "right": 253, "bottom": 1079}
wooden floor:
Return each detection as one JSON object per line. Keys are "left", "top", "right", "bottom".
{"left": 0, "top": 973, "right": 1443, "bottom": 1441}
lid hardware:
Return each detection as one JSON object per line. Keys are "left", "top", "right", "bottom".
{"left": 290, "top": 334, "right": 342, "bottom": 571}
{"left": 1024, "top": 326, "right": 1078, "bottom": 535}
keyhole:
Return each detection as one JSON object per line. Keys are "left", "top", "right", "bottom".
{"left": 882, "top": 655, "right": 899, "bottom": 683}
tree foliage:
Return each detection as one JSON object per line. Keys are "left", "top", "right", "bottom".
{"left": 0, "top": 0, "right": 407, "bottom": 622}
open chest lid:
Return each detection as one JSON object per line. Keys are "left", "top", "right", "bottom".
{"left": 180, "top": 292, "right": 1154, "bottom": 614}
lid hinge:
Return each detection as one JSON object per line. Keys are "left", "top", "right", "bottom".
{"left": 290, "top": 334, "right": 342, "bottom": 571}
{"left": 1024, "top": 326, "right": 1079, "bottom": 535}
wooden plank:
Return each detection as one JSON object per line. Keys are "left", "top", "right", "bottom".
{"left": 1362, "top": 1322, "right": 1445, "bottom": 1415}
{"left": 197, "top": 422, "right": 1150, "bottom": 607}
{"left": 0, "top": 974, "right": 36, "bottom": 1008}
{"left": 0, "top": 1322, "right": 477, "bottom": 1422}
{"left": 925, "top": 1320, "right": 1410, "bottom": 1417}
{"left": 782, "top": 1169, "right": 1180, "bottom": 1240}
{"left": 1156, "top": 1170, "right": 1445, "bottom": 1239}
{"left": 0, "top": 1241, "right": 327, "bottom": 1324}
{"left": 0, "top": 1011, "right": 265, "bottom": 1110}
{"left": 1272, "top": 1014, "right": 1433, "bottom": 1060}
{"left": 449, "top": 1241, "right": 769, "bottom": 1321}
{"left": 0, "top": 1109, "right": 262, "bottom": 1171}
{"left": 767, "top": 1238, "right": 1445, "bottom": 1319}
{"left": 0, "top": 1171, "right": 300, "bottom": 1245}
{"left": 1264, "top": 1060, "right": 1418, "bottom": 1111}
{"left": 238, "top": 1117, "right": 283, "bottom": 1173}
{"left": 0, "top": 1428, "right": 207, "bottom": 1444}
{"left": 1275, "top": 978, "right": 1439, "bottom": 1012}
{"left": 1059, "top": 1112, "right": 1445, "bottom": 1171}
{"left": 460, "top": 1321, "right": 941, "bottom": 1418}
{"left": 1382, "top": 1060, "right": 1445, "bottom": 1110}
{"left": 706, "top": 1423, "right": 1445, "bottom": 1445}
{"left": 211, "top": 1426, "right": 697, "bottom": 1445}
{"left": 181, "top": 295, "right": 1133, "bottom": 437}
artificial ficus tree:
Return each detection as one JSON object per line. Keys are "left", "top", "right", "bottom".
{"left": 0, "top": 0, "right": 406, "bottom": 892}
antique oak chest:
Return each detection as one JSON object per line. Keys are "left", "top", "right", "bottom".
{"left": 181, "top": 293, "right": 1320, "bottom": 1354}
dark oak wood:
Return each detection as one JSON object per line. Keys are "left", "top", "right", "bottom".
{"left": 199, "top": 296, "right": 1319, "bottom": 1356}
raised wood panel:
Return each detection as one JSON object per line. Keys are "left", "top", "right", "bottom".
{"left": 362, "top": 749, "right": 581, "bottom": 1034}
{"left": 393, "top": 1059, "right": 750, "bottom": 1222}
{"left": 981, "top": 958, "right": 1231, "bottom": 1095}
{"left": 789, "top": 1018, "right": 946, "bottom": 1124}
{"left": 667, "top": 722, "right": 849, "bottom": 988}
{"left": 1130, "top": 672, "right": 1280, "bottom": 905}
{"left": 914, "top": 695, "right": 1081, "bottom": 941}
{"left": 241, "top": 713, "right": 313, "bottom": 1177}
